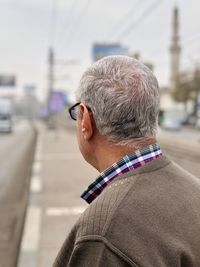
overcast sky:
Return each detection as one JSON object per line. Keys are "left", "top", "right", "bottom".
{"left": 0, "top": 0, "right": 200, "bottom": 101}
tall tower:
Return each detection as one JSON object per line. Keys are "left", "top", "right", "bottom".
{"left": 170, "top": 6, "right": 181, "bottom": 92}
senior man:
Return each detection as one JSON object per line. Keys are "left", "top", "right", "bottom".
{"left": 53, "top": 56, "right": 200, "bottom": 267}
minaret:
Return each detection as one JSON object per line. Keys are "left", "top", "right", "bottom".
{"left": 170, "top": 6, "right": 181, "bottom": 92}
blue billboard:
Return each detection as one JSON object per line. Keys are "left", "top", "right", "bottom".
{"left": 92, "top": 43, "right": 128, "bottom": 62}
{"left": 48, "top": 91, "right": 68, "bottom": 113}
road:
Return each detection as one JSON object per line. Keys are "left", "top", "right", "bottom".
{"left": 0, "top": 121, "right": 36, "bottom": 267}
{"left": 0, "top": 121, "right": 29, "bottom": 157}
{"left": 158, "top": 127, "right": 200, "bottom": 177}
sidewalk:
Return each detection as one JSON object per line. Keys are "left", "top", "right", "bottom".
{"left": 18, "top": 123, "right": 98, "bottom": 267}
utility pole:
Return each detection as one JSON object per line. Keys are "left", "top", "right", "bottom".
{"left": 46, "top": 46, "right": 79, "bottom": 129}
{"left": 170, "top": 6, "right": 181, "bottom": 94}
{"left": 47, "top": 46, "right": 55, "bottom": 128}
{"left": 48, "top": 46, "right": 54, "bottom": 109}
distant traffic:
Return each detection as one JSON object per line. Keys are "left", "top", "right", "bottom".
{"left": 0, "top": 98, "right": 13, "bottom": 133}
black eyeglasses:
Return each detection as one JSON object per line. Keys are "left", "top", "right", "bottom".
{"left": 68, "top": 102, "right": 92, "bottom": 121}
{"left": 68, "top": 102, "right": 81, "bottom": 120}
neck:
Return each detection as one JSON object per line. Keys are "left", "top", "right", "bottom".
{"left": 93, "top": 136, "right": 157, "bottom": 172}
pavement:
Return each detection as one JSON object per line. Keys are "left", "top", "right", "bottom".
{"left": 17, "top": 123, "right": 200, "bottom": 267}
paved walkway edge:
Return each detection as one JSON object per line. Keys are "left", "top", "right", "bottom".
{"left": 18, "top": 127, "right": 43, "bottom": 267}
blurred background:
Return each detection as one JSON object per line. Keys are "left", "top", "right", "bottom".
{"left": 0, "top": 0, "right": 200, "bottom": 267}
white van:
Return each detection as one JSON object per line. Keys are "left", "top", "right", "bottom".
{"left": 0, "top": 98, "right": 13, "bottom": 133}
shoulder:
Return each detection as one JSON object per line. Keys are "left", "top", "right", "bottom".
{"left": 76, "top": 159, "right": 200, "bottom": 240}
{"left": 75, "top": 175, "right": 135, "bottom": 239}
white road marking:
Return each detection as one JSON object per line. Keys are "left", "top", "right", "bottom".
{"left": 21, "top": 206, "right": 42, "bottom": 251}
{"left": 46, "top": 206, "right": 86, "bottom": 216}
{"left": 18, "top": 128, "right": 44, "bottom": 267}
{"left": 20, "top": 132, "right": 43, "bottom": 267}
{"left": 32, "top": 161, "right": 42, "bottom": 174}
{"left": 34, "top": 141, "right": 43, "bottom": 161}
{"left": 30, "top": 176, "right": 42, "bottom": 193}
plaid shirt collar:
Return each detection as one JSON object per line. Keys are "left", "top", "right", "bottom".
{"left": 81, "top": 143, "right": 162, "bottom": 204}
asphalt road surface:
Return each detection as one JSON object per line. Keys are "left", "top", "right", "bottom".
{"left": 158, "top": 128, "right": 200, "bottom": 178}
{"left": 0, "top": 121, "right": 36, "bottom": 267}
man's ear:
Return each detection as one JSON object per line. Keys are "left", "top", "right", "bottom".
{"left": 79, "top": 103, "right": 94, "bottom": 140}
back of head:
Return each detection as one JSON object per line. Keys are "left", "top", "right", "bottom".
{"left": 76, "top": 55, "right": 160, "bottom": 146}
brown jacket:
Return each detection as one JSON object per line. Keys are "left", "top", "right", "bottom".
{"left": 53, "top": 156, "right": 200, "bottom": 267}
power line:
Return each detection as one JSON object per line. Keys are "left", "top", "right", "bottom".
{"left": 66, "top": 0, "right": 92, "bottom": 41}
{"left": 49, "top": 0, "right": 59, "bottom": 46}
{"left": 58, "top": 0, "right": 92, "bottom": 54}
{"left": 47, "top": 0, "right": 58, "bottom": 109}
{"left": 104, "top": 0, "right": 144, "bottom": 40}
{"left": 57, "top": 0, "right": 79, "bottom": 47}
{"left": 116, "top": 0, "right": 163, "bottom": 40}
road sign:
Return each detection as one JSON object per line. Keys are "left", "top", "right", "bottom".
{"left": 0, "top": 75, "right": 16, "bottom": 87}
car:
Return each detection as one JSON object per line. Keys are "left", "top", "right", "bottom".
{"left": 161, "top": 110, "right": 183, "bottom": 131}
{"left": 0, "top": 113, "right": 12, "bottom": 133}
{"left": 161, "top": 118, "right": 182, "bottom": 131}
{"left": 0, "top": 98, "right": 13, "bottom": 133}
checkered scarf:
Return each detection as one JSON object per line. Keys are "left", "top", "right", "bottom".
{"left": 81, "top": 143, "right": 162, "bottom": 204}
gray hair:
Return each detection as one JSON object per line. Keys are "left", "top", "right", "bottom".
{"left": 76, "top": 55, "right": 160, "bottom": 146}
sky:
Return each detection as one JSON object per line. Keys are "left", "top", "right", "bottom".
{"left": 0, "top": 0, "right": 200, "bottom": 101}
